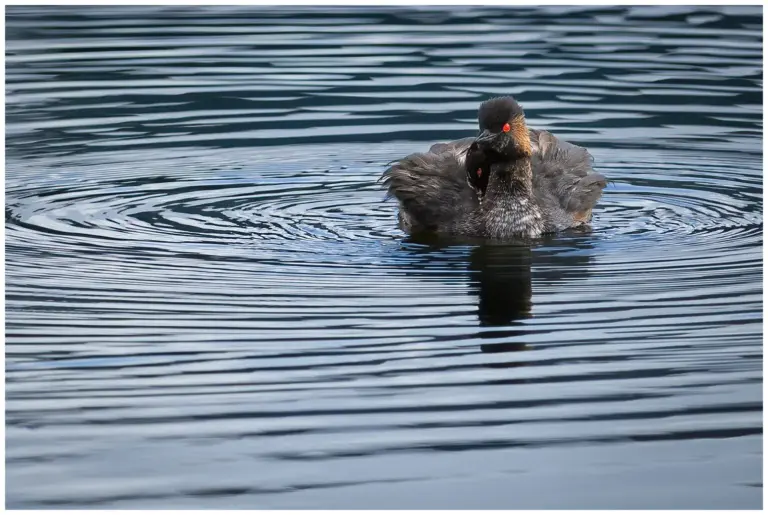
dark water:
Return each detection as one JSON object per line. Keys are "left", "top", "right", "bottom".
{"left": 5, "top": 5, "right": 763, "bottom": 509}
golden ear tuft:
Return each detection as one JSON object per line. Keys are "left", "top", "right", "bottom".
{"left": 510, "top": 115, "right": 532, "bottom": 156}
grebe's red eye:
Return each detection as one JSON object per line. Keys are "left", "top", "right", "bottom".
{"left": 476, "top": 168, "right": 482, "bottom": 177}
{"left": 502, "top": 122, "right": 511, "bottom": 133}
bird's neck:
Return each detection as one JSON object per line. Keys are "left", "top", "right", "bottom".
{"left": 486, "top": 158, "right": 533, "bottom": 198}
{"left": 480, "top": 158, "right": 542, "bottom": 239}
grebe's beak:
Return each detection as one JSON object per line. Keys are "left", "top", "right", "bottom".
{"left": 474, "top": 129, "right": 495, "bottom": 145}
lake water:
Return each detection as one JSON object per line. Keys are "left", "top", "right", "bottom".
{"left": 5, "top": 5, "right": 763, "bottom": 509}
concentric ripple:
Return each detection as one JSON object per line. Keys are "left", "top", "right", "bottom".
{"left": 7, "top": 150, "right": 395, "bottom": 250}
{"left": 6, "top": 5, "right": 762, "bottom": 510}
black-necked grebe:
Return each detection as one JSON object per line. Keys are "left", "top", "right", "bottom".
{"left": 382, "top": 96, "right": 607, "bottom": 239}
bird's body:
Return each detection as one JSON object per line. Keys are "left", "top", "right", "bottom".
{"left": 382, "top": 98, "right": 607, "bottom": 239}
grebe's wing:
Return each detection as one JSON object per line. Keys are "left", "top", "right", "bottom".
{"left": 530, "top": 129, "right": 607, "bottom": 220}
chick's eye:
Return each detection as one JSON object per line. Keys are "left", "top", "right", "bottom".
{"left": 502, "top": 122, "right": 511, "bottom": 133}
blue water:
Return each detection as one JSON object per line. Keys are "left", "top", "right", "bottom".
{"left": 5, "top": 5, "right": 762, "bottom": 509}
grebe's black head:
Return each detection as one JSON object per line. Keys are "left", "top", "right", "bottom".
{"left": 474, "top": 96, "right": 532, "bottom": 160}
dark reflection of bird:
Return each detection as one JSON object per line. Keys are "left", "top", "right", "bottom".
{"left": 469, "top": 244, "right": 533, "bottom": 327}
{"left": 467, "top": 244, "right": 533, "bottom": 356}
{"left": 382, "top": 96, "right": 607, "bottom": 239}
{"left": 464, "top": 238, "right": 596, "bottom": 356}
{"left": 399, "top": 234, "right": 595, "bottom": 358}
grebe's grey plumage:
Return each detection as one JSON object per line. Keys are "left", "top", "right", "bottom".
{"left": 381, "top": 96, "right": 607, "bottom": 239}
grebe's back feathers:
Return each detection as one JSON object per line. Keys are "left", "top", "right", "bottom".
{"left": 382, "top": 148, "right": 478, "bottom": 233}
{"left": 530, "top": 129, "right": 607, "bottom": 224}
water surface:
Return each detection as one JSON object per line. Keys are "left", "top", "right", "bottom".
{"left": 5, "top": 5, "right": 763, "bottom": 509}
